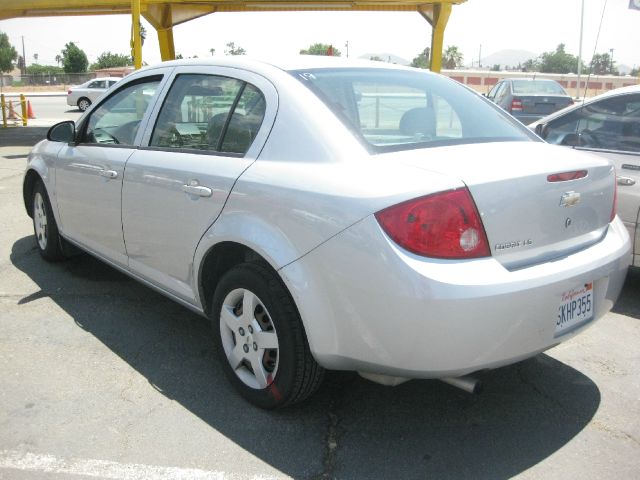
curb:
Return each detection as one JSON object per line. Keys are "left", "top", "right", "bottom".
{"left": 0, "top": 92, "right": 67, "bottom": 98}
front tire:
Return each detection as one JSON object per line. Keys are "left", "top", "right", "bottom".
{"left": 211, "top": 263, "right": 324, "bottom": 409}
{"left": 32, "top": 181, "right": 66, "bottom": 261}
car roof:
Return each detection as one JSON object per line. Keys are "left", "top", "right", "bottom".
{"left": 136, "top": 55, "right": 416, "bottom": 74}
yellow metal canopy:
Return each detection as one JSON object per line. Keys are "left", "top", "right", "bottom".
{"left": 0, "top": 0, "right": 466, "bottom": 71}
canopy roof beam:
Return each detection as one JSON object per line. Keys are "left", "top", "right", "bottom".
{"left": 0, "top": 0, "right": 465, "bottom": 72}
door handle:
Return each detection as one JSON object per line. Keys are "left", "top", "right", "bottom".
{"left": 181, "top": 183, "right": 213, "bottom": 197}
{"left": 617, "top": 176, "right": 636, "bottom": 186}
{"left": 99, "top": 169, "right": 118, "bottom": 179}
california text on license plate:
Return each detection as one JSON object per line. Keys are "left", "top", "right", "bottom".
{"left": 555, "top": 282, "right": 594, "bottom": 337}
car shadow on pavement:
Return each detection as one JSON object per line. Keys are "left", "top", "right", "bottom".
{"left": 11, "top": 235, "right": 603, "bottom": 480}
{"left": 0, "top": 127, "right": 50, "bottom": 147}
{"left": 612, "top": 266, "right": 640, "bottom": 320}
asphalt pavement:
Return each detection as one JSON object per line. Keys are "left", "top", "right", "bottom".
{"left": 0, "top": 103, "right": 639, "bottom": 480}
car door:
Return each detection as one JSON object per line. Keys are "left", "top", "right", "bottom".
{"left": 121, "top": 67, "right": 276, "bottom": 304}
{"left": 54, "top": 74, "right": 166, "bottom": 266}
{"left": 543, "top": 92, "right": 640, "bottom": 266}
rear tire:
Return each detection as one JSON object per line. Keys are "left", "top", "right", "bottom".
{"left": 211, "top": 262, "right": 324, "bottom": 409}
{"left": 77, "top": 97, "right": 91, "bottom": 112}
{"left": 32, "top": 181, "right": 66, "bottom": 262}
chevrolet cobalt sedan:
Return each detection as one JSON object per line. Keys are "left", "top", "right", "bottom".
{"left": 24, "top": 58, "right": 630, "bottom": 408}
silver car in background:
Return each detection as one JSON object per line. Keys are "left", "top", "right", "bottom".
{"left": 24, "top": 58, "right": 630, "bottom": 409}
{"left": 66, "top": 77, "right": 121, "bottom": 111}
{"left": 531, "top": 84, "right": 640, "bottom": 266}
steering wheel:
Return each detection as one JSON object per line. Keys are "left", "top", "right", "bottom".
{"left": 578, "top": 129, "right": 600, "bottom": 147}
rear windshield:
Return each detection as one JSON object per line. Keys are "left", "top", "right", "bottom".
{"left": 512, "top": 80, "right": 566, "bottom": 95}
{"left": 290, "top": 68, "right": 535, "bottom": 152}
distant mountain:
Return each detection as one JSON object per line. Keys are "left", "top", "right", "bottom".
{"left": 480, "top": 49, "right": 538, "bottom": 69}
{"left": 358, "top": 53, "right": 410, "bottom": 66}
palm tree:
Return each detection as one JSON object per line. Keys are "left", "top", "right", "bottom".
{"left": 209, "top": 48, "right": 215, "bottom": 56}
{"left": 55, "top": 54, "right": 62, "bottom": 66}
{"left": 443, "top": 46, "right": 463, "bottom": 69}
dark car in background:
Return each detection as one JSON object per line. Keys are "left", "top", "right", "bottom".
{"left": 486, "top": 78, "right": 573, "bottom": 125}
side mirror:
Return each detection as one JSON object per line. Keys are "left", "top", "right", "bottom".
{"left": 534, "top": 123, "right": 549, "bottom": 139}
{"left": 47, "top": 120, "right": 76, "bottom": 143}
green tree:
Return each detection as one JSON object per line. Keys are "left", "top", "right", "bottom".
{"left": 538, "top": 44, "right": 585, "bottom": 74}
{"left": 589, "top": 52, "right": 617, "bottom": 75}
{"left": 491, "top": 64, "right": 501, "bottom": 71}
{"left": 225, "top": 42, "right": 246, "bottom": 56}
{"left": 443, "top": 45, "right": 463, "bottom": 69}
{"left": 61, "top": 42, "right": 89, "bottom": 73}
{"left": 522, "top": 58, "right": 540, "bottom": 72}
{"left": 631, "top": 67, "right": 639, "bottom": 77}
{"left": 0, "top": 32, "right": 18, "bottom": 74}
{"left": 90, "top": 51, "right": 131, "bottom": 70}
{"left": 299, "top": 43, "right": 342, "bottom": 56}
{"left": 411, "top": 47, "right": 430, "bottom": 69}
{"left": 26, "top": 64, "right": 64, "bottom": 75}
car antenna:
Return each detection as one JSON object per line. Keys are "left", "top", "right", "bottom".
{"left": 573, "top": 0, "right": 609, "bottom": 142}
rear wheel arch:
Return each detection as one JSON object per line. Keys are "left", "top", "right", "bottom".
{"left": 198, "top": 242, "right": 275, "bottom": 316}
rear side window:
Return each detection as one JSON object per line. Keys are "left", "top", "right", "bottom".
{"left": 150, "top": 74, "right": 266, "bottom": 155}
{"left": 292, "top": 68, "right": 534, "bottom": 152}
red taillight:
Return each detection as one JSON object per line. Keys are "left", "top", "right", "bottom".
{"left": 510, "top": 99, "right": 523, "bottom": 112}
{"left": 67, "top": 90, "right": 72, "bottom": 95}
{"left": 375, "top": 188, "right": 491, "bottom": 259}
{"left": 611, "top": 174, "right": 617, "bottom": 222}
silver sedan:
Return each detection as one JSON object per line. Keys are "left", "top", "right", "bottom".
{"left": 531, "top": 84, "right": 640, "bottom": 267}
{"left": 24, "top": 57, "right": 630, "bottom": 408}
{"left": 66, "top": 77, "right": 121, "bottom": 111}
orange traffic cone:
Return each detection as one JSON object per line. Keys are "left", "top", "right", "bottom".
{"left": 8, "top": 100, "right": 19, "bottom": 120}
{"left": 27, "top": 100, "right": 36, "bottom": 119}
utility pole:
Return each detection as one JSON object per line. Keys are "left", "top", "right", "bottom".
{"left": 21, "top": 36, "right": 26, "bottom": 76}
{"left": 478, "top": 44, "right": 482, "bottom": 69}
{"left": 609, "top": 48, "right": 614, "bottom": 74}
{"left": 345, "top": 41, "right": 349, "bottom": 58}
{"left": 576, "top": 0, "right": 584, "bottom": 99}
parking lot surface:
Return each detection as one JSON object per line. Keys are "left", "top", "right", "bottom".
{"left": 1, "top": 122, "right": 639, "bottom": 479}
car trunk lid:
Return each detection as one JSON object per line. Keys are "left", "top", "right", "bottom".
{"left": 385, "top": 141, "right": 615, "bottom": 270}
{"left": 513, "top": 95, "right": 573, "bottom": 116}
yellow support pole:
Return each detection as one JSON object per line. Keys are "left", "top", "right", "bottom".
{"left": 157, "top": 27, "right": 175, "bottom": 61}
{"left": 20, "top": 94, "right": 28, "bottom": 126}
{"left": 131, "top": 0, "right": 142, "bottom": 69}
{"left": 429, "top": 3, "right": 452, "bottom": 73}
{"left": 1, "top": 94, "right": 7, "bottom": 128}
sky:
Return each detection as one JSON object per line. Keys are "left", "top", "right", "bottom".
{"left": 0, "top": 0, "right": 638, "bottom": 70}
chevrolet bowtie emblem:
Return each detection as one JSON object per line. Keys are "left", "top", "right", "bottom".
{"left": 560, "top": 191, "right": 581, "bottom": 207}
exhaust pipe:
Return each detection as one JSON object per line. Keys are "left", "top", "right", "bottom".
{"left": 441, "top": 375, "right": 483, "bottom": 394}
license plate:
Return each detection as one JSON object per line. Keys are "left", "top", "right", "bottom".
{"left": 555, "top": 282, "right": 594, "bottom": 337}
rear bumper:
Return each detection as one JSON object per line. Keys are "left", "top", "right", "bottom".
{"left": 281, "top": 215, "right": 631, "bottom": 379}
{"left": 512, "top": 113, "right": 546, "bottom": 125}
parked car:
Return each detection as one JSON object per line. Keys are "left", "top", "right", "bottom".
{"left": 486, "top": 78, "right": 573, "bottom": 125}
{"left": 531, "top": 84, "right": 640, "bottom": 267}
{"left": 24, "top": 58, "right": 630, "bottom": 408}
{"left": 67, "top": 77, "right": 121, "bottom": 111}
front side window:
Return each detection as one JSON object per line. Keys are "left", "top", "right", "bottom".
{"left": 292, "top": 68, "right": 534, "bottom": 152}
{"left": 88, "top": 80, "right": 106, "bottom": 89}
{"left": 543, "top": 94, "right": 640, "bottom": 153}
{"left": 150, "top": 74, "right": 266, "bottom": 155}
{"left": 81, "top": 77, "right": 161, "bottom": 146}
